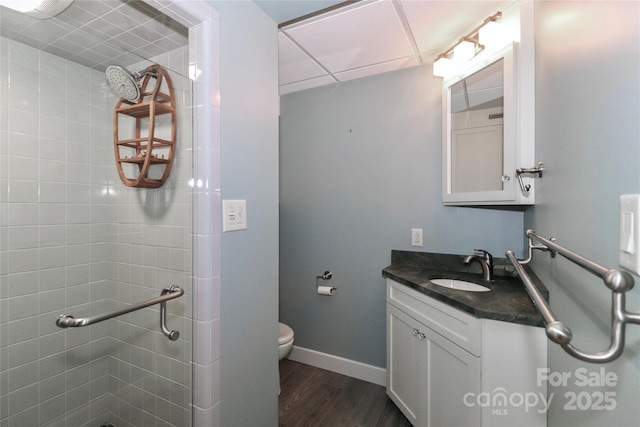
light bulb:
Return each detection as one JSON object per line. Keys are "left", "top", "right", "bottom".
{"left": 433, "top": 56, "right": 452, "bottom": 77}
{"left": 479, "top": 21, "right": 503, "bottom": 50}
{"left": 453, "top": 40, "right": 475, "bottom": 63}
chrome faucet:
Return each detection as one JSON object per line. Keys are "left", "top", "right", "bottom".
{"left": 463, "top": 249, "right": 494, "bottom": 281}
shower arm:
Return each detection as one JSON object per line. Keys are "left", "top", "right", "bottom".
{"left": 133, "top": 69, "right": 158, "bottom": 81}
{"left": 56, "top": 285, "right": 183, "bottom": 341}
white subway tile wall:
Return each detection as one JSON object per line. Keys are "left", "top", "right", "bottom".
{"left": 0, "top": 36, "right": 194, "bottom": 426}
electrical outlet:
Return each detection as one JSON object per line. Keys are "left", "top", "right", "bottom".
{"left": 411, "top": 228, "right": 423, "bottom": 247}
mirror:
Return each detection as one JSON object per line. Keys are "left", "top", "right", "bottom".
{"left": 450, "top": 59, "right": 503, "bottom": 193}
{"left": 442, "top": 44, "right": 519, "bottom": 205}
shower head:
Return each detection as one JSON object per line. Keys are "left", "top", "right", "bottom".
{"left": 106, "top": 66, "right": 140, "bottom": 102}
{"left": 105, "top": 65, "right": 157, "bottom": 102}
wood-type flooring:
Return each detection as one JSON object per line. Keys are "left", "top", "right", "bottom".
{"left": 278, "top": 359, "right": 412, "bottom": 427}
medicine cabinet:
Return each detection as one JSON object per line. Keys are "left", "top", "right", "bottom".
{"left": 442, "top": 42, "right": 536, "bottom": 206}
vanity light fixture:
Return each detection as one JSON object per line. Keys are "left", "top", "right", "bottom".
{"left": 433, "top": 11, "right": 502, "bottom": 77}
{"left": 452, "top": 38, "right": 477, "bottom": 63}
{"left": 432, "top": 55, "right": 452, "bottom": 77}
{"left": 0, "top": 0, "right": 73, "bottom": 19}
{"left": 478, "top": 19, "right": 503, "bottom": 49}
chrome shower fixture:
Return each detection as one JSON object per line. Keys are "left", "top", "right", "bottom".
{"left": 105, "top": 65, "right": 158, "bottom": 102}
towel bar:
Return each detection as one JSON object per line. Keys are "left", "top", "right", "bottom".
{"left": 56, "top": 285, "right": 184, "bottom": 341}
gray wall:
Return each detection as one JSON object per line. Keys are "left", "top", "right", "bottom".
{"left": 280, "top": 66, "right": 525, "bottom": 368}
{"left": 212, "top": 1, "right": 280, "bottom": 425}
{"left": 529, "top": 2, "right": 640, "bottom": 426}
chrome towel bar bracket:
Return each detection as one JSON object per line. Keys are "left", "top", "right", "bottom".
{"left": 56, "top": 285, "right": 184, "bottom": 341}
{"left": 507, "top": 230, "right": 639, "bottom": 363}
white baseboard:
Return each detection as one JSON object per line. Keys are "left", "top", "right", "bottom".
{"left": 287, "top": 345, "right": 386, "bottom": 387}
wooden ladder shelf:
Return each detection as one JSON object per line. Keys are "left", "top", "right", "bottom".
{"left": 113, "top": 64, "right": 176, "bottom": 188}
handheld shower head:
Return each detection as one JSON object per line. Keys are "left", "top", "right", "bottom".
{"left": 106, "top": 65, "right": 158, "bottom": 102}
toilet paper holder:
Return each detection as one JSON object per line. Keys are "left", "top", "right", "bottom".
{"left": 316, "top": 270, "right": 337, "bottom": 291}
{"left": 317, "top": 271, "right": 332, "bottom": 281}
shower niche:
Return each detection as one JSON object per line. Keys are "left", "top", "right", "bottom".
{"left": 111, "top": 64, "right": 176, "bottom": 188}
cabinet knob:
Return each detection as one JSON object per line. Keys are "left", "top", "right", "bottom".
{"left": 412, "top": 329, "right": 419, "bottom": 336}
{"left": 417, "top": 332, "right": 426, "bottom": 341}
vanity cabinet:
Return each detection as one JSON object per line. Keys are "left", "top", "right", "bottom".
{"left": 388, "top": 304, "right": 481, "bottom": 426}
{"left": 386, "top": 279, "right": 547, "bottom": 427}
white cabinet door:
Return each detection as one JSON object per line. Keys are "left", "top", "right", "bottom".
{"left": 388, "top": 303, "right": 482, "bottom": 427}
{"left": 423, "top": 324, "right": 481, "bottom": 427}
{"left": 451, "top": 124, "right": 504, "bottom": 193}
{"left": 387, "top": 303, "right": 425, "bottom": 425}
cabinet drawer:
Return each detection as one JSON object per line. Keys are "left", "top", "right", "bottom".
{"left": 387, "top": 279, "right": 481, "bottom": 356}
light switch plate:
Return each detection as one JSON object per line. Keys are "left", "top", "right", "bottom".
{"left": 619, "top": 195, "right": 640, "bottom": 274}
{"left": 223, "top": 199, "right": 247, "bottom": 232}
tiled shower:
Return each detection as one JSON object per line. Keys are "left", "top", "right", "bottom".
{"left": 0, "top": 1, "right": 221, "bottom": 426}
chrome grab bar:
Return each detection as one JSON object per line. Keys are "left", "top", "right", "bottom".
{"left": 57, "top": 285, "right": 184, "bottom": 341}
{"left": 160, "top": 286, "right": 181, "bottom": 341}
{"left": 507, "top": 230, "right": 639, "bottom": 363}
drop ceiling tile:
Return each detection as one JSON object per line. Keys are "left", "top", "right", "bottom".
{"left": 465, "top": 60, "right": 503, "bottom": 91}
{"left": 280, "top": 75, "right": 337, "bottom": 95}
{"left": 467, "top": 88, "right": 503, "bottom": 109}
{"left": 450, "top": 93, "right": 467, "bottom": 113}
{"left": 278, "top": 33, "right": 327, "bottom": 86}
{"left": 334, "top": 56, "right": 420, "bottom": 82}
{"left": 401, "top": 0, "right": 508, "bottom": 60}
{"left": 284, "top": 0, "right": 414, "bottom": 73}
{"left": 465, "top": 60, "right": 504, "bottom": 109}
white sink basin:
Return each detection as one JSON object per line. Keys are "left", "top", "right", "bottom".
{"left": 429, "top": 279, "right": 491, "bottom": 292}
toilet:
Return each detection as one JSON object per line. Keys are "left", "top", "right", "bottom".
{"left": 278, "top": 322, "right": 294, "bottom": 360}
{"left": 278, "top": 322, "right": 294, "bottom": 395}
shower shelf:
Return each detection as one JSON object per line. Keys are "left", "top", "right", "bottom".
{"left": 113, "top": 64, "right": 176, "bottom": 188}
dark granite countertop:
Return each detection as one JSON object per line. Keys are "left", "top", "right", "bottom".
{"left": 382, "top": 250, "right": 548, "bottom": 327}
